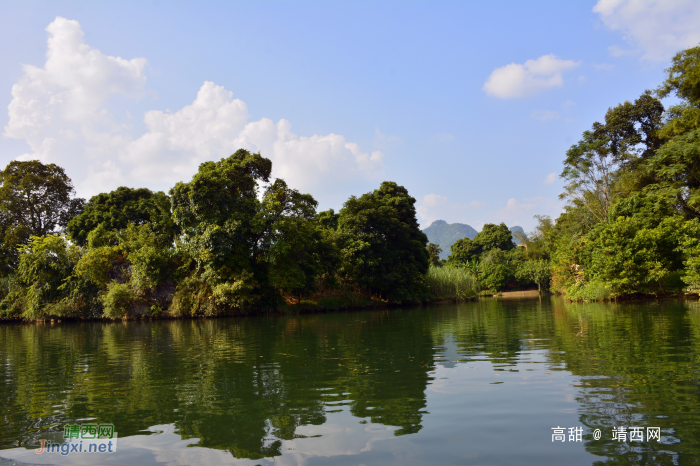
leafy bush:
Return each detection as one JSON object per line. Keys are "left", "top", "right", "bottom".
{"left": 101, "top": 281, "right": 134, "bottom": 319}
{"left": 565, "top": 280, "right": 613, "bottom": 302}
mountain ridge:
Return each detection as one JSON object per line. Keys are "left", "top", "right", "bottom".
{"left": 422, "top": 220, "right": 525, "bottom": 259}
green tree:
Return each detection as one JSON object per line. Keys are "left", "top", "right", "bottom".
{"left": 337, "top": 181, "right": 429, "bottom": 303}
{"left": 560, "top": 92, "right": 665, "bottom": 223}
{"left": 254, "top": 179, "right": 320, "bottom": 298}
{"left": 14, "top": 235, "right": 82, "bottom": 319}
{"left": 0, "top": 161, "right": 84, "bottom": 274}
{"left": 67, "top": 187, "right": 175, "bottom": 246}
{"left": 169, "top": 149, "right": 321, "bottom": 313}
{"left": 171, "top": 149, "right": 271, "bottom": 271}
{"left": 516, "top": 260, "right": 551, "bottom": 292}
{"left": 445, "top": 237, "right": 481, "bottom": 266}
{"left": 316, "top": 208, "right": 339, "bottom": 230}
{"left": 522, "top": 215, "right": 554, "bottom": 260}
{"left": 473, "top": 223, "right": 515, "bottom": 252}
{"left": 656, "top": 45, "right": 700, "bottom": 137}
{"left": 478, "top": 249, "right": 517, "bottom": 292}
{"left": 427, "top": 243, "right": 442, "bottom": 267}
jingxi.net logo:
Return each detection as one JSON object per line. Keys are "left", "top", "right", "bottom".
{"left": 35, "top": 423, "right": 118, "bottom": 456}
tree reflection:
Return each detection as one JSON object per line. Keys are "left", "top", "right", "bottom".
{"left": 0, "top": 311, "right": 435, "bottom": 459}
{"left": 2, "top": 299, "right": 700, "bottom": 463}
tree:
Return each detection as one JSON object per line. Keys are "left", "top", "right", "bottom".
{"left": 14, "top": 235, "right": 82, "bottom": 319}
{"left": 560, "top": 93, "right": 665, "bottom": 223}
{"left": 592, "top": 91, "right": 665, "bottom": 164}
{"left": 445, "top": 237, "right": 481, "bottom": 266}
{"left": 253, "top": 178, "right": 319, "bottom": 298}
{"left": 316, "top": 209, "right": 339, "bottom": 230}
{"left": 656, "top": 45, "right": 700, "bottom": 140}
{"left": 0, "top": 161, "right": 84, "bottom": 275}
{"left": 427, "top": 243, "right": 442, "bottom": 267}
{"left": 473, "top": 223, "right": 515, "bottom": 252}
{"left": 522, "top": 215, "right": 554, "bottom": 260}
{"left": 657, "top": 45, "right": 700, "bottom": 107}
{"left": 560, "top": 130, "right": 621, "bottom": 224}
{"left": 478, "top": 249, "right": 516, "bottom": 292}
{"left": 337, "top": 181, "right": 429, "bottom": 302}
{"left": 67, "top": 187, "right": 175, "bottom": 246}
{"left": 169, "top": 149, "right": 321, "bottom": 313}
{"left": 516, "top": 260, "right": 551, "bottom": 292}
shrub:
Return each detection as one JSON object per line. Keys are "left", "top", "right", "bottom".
{"left": 101, "top": 281, "right": 134, "bottom": 319}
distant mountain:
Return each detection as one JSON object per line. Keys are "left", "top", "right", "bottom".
{"left": 423, "top": 220, "right": 526, "bottom": 259}
{"left": 510, "top": 226, "right": 527, "bottom": 243}
{"left": 422, "top": 220, "right": 478, "bottom": 259}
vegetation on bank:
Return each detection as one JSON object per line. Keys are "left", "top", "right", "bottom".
{"left": 423, "top": 45, "right": 700, "bottom": 302}
{"left": 3, "top": 45, "right": 699, "bottom": 317}
{"left": 0, "top": 149, "right": 443, "bottom": 320}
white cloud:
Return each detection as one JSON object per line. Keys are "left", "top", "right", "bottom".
{"left": 483, "top": 54, "right": 580, "bottom": 99}
{"left": 4, "top": 17, "right": 147, "bottom": 168}
{"left": 373, "top": 127, "right": 401, "bottom": 150}
{"left": 542, "top": 172, "right": 558, "bottom": 184}
{"left": 432, "top": 132, "right": 455, "bottom": 142}
{"left": 492, "top": 197, "right": 564, "bottom": 229}
{"left": 562, "top": 100, "right": 577, "bottom": 109}
{"left": 530, "top": 110, "right": 560, "bottom": 121}
{"left": 593, "top": 0, "right": 700, "bottom": 62}
{"left": 593, "top": 63, "right": 615, "bottom": 71}
{"left": 4, "top": 17, "right": 384, "bottom": 203}
{"left": 416, "top": 193, "right": 486, "bottom": 227}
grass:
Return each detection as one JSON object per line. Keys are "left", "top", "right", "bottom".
{"left": 426, "top": 266, "right": 478, "bottom": 301}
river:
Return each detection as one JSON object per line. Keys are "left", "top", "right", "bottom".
{"left": 1, "top": 297, "right": 699, "bottom": 465}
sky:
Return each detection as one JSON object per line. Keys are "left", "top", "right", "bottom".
{"left": 1, "top": 0, "right": 699, "bottom": 232}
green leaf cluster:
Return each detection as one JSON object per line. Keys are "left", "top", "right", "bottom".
{"left": 549, "top": 44, "right": 700, "bottom": 300}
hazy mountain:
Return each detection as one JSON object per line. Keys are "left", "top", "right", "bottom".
{"left": 510, "top": 226, "right": 527, "bottom": 243}
{"left": 423, "top": 220, "right": 525, "bottom": 259}
{"left": 422, "top": 220, "right": 478, "bottom": 259}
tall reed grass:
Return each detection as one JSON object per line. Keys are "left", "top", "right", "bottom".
{"left": 426, "top": 266, "right": 478, "bottom": 301}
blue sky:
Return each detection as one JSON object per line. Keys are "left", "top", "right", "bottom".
{"left": 1, "top": 1, "right": 699, "bottom": 231}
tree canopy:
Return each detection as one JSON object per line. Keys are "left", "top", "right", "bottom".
{"left": 473, "top": 223, "right": 515, "bottom": 252}
{"left": 338, "top": 181, "right": 429, "bottom": 303}
{"left": 67, "top": 187, "right": 175, "bottom": 246}
{"left": 0, "top": 161, "right": 84, "bottom": 275}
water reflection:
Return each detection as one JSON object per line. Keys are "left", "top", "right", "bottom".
{"left": 1, "top": 298, "right": 699, "bottom": 465}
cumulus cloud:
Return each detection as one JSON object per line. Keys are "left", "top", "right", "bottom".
{"left": 483, "top": 54, "right": 580, "bottom": 99}
{"left": 121, "top": 82, "right": 384, "bottom": 195}
{"left": 593, "top": 0, "right": 700, "bottom": 62}
{"left": 416, "top": 193, "right": 486, "bottom": 227}
{"left": 4, "top": 17, "right": 384, "bottom": 203}
{"left": 542, "top": 172, "right": 558, "bottom": 184}
{"left": 4, "top": 17, "right": 147, "bottom": 167}
{"left": 530, "top": 110, "right": 560, "bottom": 121}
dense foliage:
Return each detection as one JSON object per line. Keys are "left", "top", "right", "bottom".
{"left": 0, "top": 161, "right": 84, "bottom": 275}
{"left": 5, "top": 45, "right": 699, "bottom": 317}
{"left": 337, "top": 182, "right": 430, "bottom": 303}
{"left": 0, "top": 151, "right": 436, "bottom": 320}
{"left": 438, "top": 45, "right": 700, "bottom": 300}
{"left": 541, "top": 45, "right": 700, "bottom": 300}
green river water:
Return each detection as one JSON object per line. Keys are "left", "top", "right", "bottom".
{"left": 1, "top": 297, "right": 700, "bottom": 465}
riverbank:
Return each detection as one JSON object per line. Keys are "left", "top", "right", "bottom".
{"left": 0, "top": 288, "right": 481, "bottom": 323}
